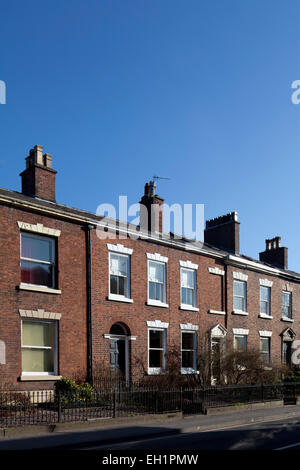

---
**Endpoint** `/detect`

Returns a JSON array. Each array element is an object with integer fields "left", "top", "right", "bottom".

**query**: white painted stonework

[
  {"left": 107, "top": 243, "right": 133, "bottom": 255},
  {"left": 19, "top": 309, "right": 61, "bottom": 320},
  {"left": 17, "top": 221, "right": 61, "bottom": 237}
]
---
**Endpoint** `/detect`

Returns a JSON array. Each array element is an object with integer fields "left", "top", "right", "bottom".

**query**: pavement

[{"left": 1, "top": 404, "right": 300, "bottom": 450}]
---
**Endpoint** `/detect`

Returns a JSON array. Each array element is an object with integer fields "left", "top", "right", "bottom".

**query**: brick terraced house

[{"left": 0, "top": 145, "right": 299, "bottom": 390}]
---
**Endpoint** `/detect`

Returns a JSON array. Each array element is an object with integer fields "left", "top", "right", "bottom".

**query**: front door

[{"left": 109, "top": 338, "right": 126, "bottom": 378}]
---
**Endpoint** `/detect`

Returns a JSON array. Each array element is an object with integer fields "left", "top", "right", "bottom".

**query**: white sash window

[{"left": 109, "top": 253, "right": 130, "bottom": 299}]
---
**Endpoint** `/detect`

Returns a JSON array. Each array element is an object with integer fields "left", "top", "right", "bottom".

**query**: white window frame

[
  {"left": 282, "top": 291, "right": 292, "bottom": 320},
  {"left": 108, "top": 251, "right": 133, "bottom": 303},
  {"left": 148, "top": 328, "right": 167, "bottom": 374},
  {"left": 233, "top": 334, "right": 248, "bottom": 352},
  {"left": 21, "top": 319, "right": 58, "bottom": 377},
  {"left": 147, "top": 260, "right": 168, "bottom": 308},
  {"left": 20, "top": 232, "right": 56, "bottom": 290},
  {"left": 233, "top": 280, "right": 247, "bottom": 314},
  {"left": 260, "top": 336, "right": 271, "bottom": 364},
  {"left": 181, "top": 330, "right": 197, "bottom": 374},
  {"left": 180, "top": 267, "right": 198, "bottom": 311},
  {"left": 259, "top": 286, "right": 272, "bottom": 318}
]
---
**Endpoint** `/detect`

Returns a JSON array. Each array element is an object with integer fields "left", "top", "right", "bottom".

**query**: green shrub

[
  {"left": 78, "top": 382, "right": 94, "bottom": 400},
  {"left": 54, "top": 377, "right": 78, "bottom": 395},
  {"left": 54, "top": 377, "right": 98, "bottom": 408}
]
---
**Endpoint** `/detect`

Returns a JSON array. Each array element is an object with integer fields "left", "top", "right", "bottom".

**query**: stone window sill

[
  {"left": 180, "top": 304, "right": 199, "bottom": 312},
  {"left": 232, "top": 310, "right": 248, "bottom": 316},
  {"left": 259, "top": 313, "right": 273, "bottom": 320},
  {"left": 18, "top": 283, "right": 62, "bottom": 295},
  {"left": 107, "top": 294, "right": 133, "bottom": 304},
  {"left": 147, "top": 368, "right": 164, "bottom": 375},
  {"left": 147, "top": 300, "right": 169, "bottom": 308},
  {"left": 181, "top": 369, "right": 199, "bottom": 375},
  {"left": 20, "top": 375, "right": 62, "bottom": 382},
  {"left": 281, "top": 317, "right": 294, "bottom": 323}
]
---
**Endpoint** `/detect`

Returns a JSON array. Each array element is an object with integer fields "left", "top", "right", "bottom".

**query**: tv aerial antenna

[{"left": 152, "top": 175, "right": 171, "bottom": 182}]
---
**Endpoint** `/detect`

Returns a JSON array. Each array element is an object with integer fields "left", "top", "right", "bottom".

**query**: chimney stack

[
  {"left": 259, "top": 237, "right": 288, "bottom": 270},
  {"left": 204, "top": 211, "right": 240, "bottom": 254},
  {"left": 20, "top": 145, "right": 57, "bottom": 202},
  {"left": 139, "top": 181, "right": 164, "bottom": 235}
]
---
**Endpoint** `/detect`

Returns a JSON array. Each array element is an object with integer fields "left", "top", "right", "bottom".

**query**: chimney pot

[
  {"left": 149, "top": 181, "right": 156, "bottom": 197},
  {"left": 43, "top": 153, "right": 52, "bottom": 168}
]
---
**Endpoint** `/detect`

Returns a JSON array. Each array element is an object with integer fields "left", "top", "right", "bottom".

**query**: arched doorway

[{"left": 109, "top": 323, "right": 130, "bottom": 384}]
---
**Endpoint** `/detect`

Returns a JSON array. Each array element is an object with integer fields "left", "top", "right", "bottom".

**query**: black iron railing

[{"left": 0, "top": 382, "right": 299, "bottom": 428}]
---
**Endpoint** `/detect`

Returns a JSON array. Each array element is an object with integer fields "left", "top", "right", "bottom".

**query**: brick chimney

[
  {"left": 139, "top": 181, "right": 164, "bottom": 235},
  {"left": 259, "top": 237, "right": 288, "bottom": 270},
  {"left": 204, "top": 212, "right": 240, "bottom": 254},
  {"left": 20, "top": 145, "right": 57, "bottom": 202}
]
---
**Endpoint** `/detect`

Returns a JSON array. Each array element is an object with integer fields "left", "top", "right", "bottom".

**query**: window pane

[
  {"left": 235, "top": 335, "right": 247, "bottom": 352},
  {"left": 181, "top": 269, "right": 194, "bottom": 289},
  {"left": 149, "top": 330, "right": 163, "bottom": 349},
  {"left": 261, "top": 338, "right": 270, "bottom": 363},
  {"left": 260, "top": 287, "right": 270, "bottom": 302},
  {"left": 149, "top": 349, "right": 163, "bottom": 368},
  {"left": 234, "top": 296, "right": 244, "bottom": 311},
  {"left": 149, "top": 262, "right": 164, "bottom": 283},
  {"left": 282, "top": 292, "right": 292, "bottom": 318},
  {"left": 182, "top": 332, "right": 194, "bottom": 350},
  {"left": 282, "top": 292, "right": 291, "bottom": 306},
  {"left": 261, "top": 338, "right": 269, "bottom": 353},
  {"left": 149, "top": 281, "right": 163, "bottom": 301},
  {"left": 181, "top": 287, "right": 193, "bottom": 305},
  {"left": 21, "top": 234, "right": 53, "bottom": 262},
  {"left": 234, "top": 281, "right": 246, "bottom": 296},
  {"left": 260, "top": 301, "right": 268, "bottom": 315},
  {"left": 22, "top": 349, "right": 54, "bottom": 373},
  {"left": 21, "top": 260, "right": 53, "bottom": 287},
  {"left": 22, "top": 322, "right": 54, "bottom": 347},
  {"left": 182, "top": 351, "right": 194, "bottom": 368},
  {"left": 110, "top": 275, "right": 126, "bottom": 296},
  {"left": 110, "top": 254, "right": 128, "bottom": 277},
  {"left": 110, "top": 275, "right": 118, "bottom": 294},
  {"left": 233, "top": 281, "right": 246, "bottom": 311}
]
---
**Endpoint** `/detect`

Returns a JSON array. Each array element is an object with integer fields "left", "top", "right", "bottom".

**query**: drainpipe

[
  {"left": 224, "top": 263, "right": 228, "bottom": 330},
  {"left": 85, "top": 224, "right": 94, "bottom": 386}
]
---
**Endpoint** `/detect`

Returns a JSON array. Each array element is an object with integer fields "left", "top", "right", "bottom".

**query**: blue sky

[{"left": 0, "top": 0, "right": 300, "bottom": 270}]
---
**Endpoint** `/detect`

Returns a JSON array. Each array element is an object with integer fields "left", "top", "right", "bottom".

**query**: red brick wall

[
  {"left": 91, "top": 234, "right": 226, "bottom": 382},
  {"left": 1, "top": 201, "right": 300, "bottom": 390},
  {"left": 0, "top": 205, "right": 87, "bottom": 390},
  {"left": 226, "top": 265, "right": 300, "bottom": 366}
]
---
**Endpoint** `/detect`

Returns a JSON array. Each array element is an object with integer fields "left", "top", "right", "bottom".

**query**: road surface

[{"left": 75, "top": 416, "right": 300, "bottom": 451}]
